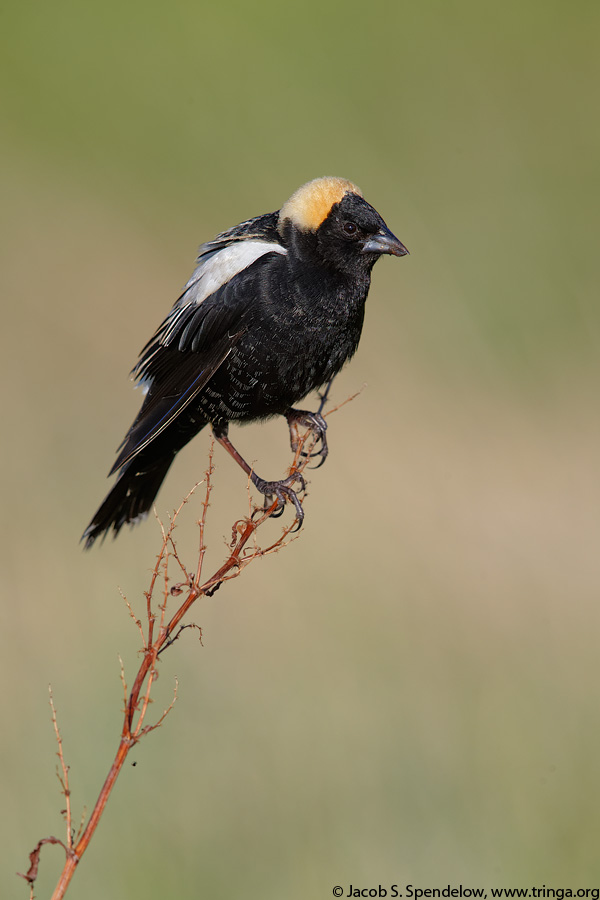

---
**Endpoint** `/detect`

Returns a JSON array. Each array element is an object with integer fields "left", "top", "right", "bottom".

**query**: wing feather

[
  {"left": 110, "top": 334, "right": 239, "bottom": 473},
  {"left": 112, "top": 231, "right": 285, "bottom": 473}
]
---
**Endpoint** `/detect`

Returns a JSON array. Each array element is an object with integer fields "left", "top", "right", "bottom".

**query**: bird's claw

[
  {"left": 286, "top": 409, "right": 329, "bottom": 469},
  {"left": 252, "top": 471, "right": 306, "bottom": 529}
]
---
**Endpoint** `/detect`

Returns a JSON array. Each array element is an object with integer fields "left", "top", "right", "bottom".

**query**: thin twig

[
  {"left": 323, "top": 383, "right": 365, "bottom": 418},
  {"left": 49, "top": 688, "right": 72, "bottom": 849},
  {"left": 120, "top": 589, "right": 146, "bottom": 647},
  {"left": 195, "top": 439, "right": 215, "bottom": 589}
]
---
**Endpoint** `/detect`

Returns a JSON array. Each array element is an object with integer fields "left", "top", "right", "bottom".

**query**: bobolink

[{"left": 83, "top": 177, "right": 408, "bottom": 547}]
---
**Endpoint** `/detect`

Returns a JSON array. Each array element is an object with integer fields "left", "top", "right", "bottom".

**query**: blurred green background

[{"left": 2, "top": 0, "right": 600, "bottom": 896}]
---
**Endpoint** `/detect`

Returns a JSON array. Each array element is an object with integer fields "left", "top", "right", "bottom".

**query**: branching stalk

[{"left": 20, "top": 407, "right": 344, "bottom": 898}]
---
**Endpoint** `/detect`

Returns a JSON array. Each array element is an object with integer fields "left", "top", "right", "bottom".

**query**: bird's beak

[{"left": 361, "top": 226, "right": 409, "bottom": 257}]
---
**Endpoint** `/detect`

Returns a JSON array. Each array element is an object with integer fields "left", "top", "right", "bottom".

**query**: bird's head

[{"left": 278, "top": 176, "right": 408, "bottom": 273}]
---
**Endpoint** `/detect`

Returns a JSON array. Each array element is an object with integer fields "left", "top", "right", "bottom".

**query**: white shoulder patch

[
  {"left": 183, "top": 240, "right": 286, "bottom": 307},
  {"left": 152, "top": 240, "right": 287, "bottom": 351}
]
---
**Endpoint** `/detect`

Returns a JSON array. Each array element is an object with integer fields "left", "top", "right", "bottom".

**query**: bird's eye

[{"left": 342, "top": 221, "right": 358, "bottom": 236}]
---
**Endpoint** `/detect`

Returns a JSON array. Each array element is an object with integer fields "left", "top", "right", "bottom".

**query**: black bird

[{"left": 83, "top": 177, "right": 408, "bottom": 547}]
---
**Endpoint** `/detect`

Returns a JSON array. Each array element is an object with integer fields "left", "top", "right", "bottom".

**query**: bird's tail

[{"left": 82, "top": 452, "right": 176, "bottom": 549}]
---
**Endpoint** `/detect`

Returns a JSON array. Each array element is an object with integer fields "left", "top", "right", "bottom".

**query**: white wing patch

[
  {"left": 159, "top": 240, "right": 287, "bottom": 347},
  {"left": 185, "top": 240, "right": 286, "bottom": 306}
]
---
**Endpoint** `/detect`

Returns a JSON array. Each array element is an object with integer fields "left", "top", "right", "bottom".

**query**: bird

[{"left": 82, "top": 176, "right": 408, "bottom": 548}]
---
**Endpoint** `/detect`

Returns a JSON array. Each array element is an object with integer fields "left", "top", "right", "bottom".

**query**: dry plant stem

[
  {"left": 23, "top": 420, "right": 329, "bottom": 900},
  {"left": 49, "top": 687, "right": 73, "bottom": 848}
]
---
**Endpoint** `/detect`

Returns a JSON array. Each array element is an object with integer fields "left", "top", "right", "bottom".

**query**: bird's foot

[
  {"left": 286, "top": 409, "right": 328, "bottom": 469},
  {"left": 252, "top": 471, "right": 306, "bottom": 528}
]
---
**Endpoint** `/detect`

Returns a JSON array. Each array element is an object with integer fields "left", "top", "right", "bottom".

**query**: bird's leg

[
  {"left": 285, "top": 376, "right": 335, "bottom": 467},
  {"left": 212, "top": 423, "right": 306, "bottom": 525},
  {"left": 317, "top": 377, "right": 335, "bottom": 415},
  {"left": 285, "top": 408, "right": 329, "bottom": 469}
]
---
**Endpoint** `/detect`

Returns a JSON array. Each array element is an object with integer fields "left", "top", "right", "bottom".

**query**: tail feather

[{"left": 82, "top": 454, "right": 175, "bottom": 549}]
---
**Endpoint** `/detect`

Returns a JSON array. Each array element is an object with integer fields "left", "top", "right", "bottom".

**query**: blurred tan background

[{"left": 2, "top": 1, "right": 600, "bottom": 896}]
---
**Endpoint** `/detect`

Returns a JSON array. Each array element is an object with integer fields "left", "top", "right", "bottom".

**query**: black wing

[
  {"left": 110, "top": 225, "right": 286, "bottom": 474},
  {"left": 110, "top": 334, "right": 239, "bottom": 475}
]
